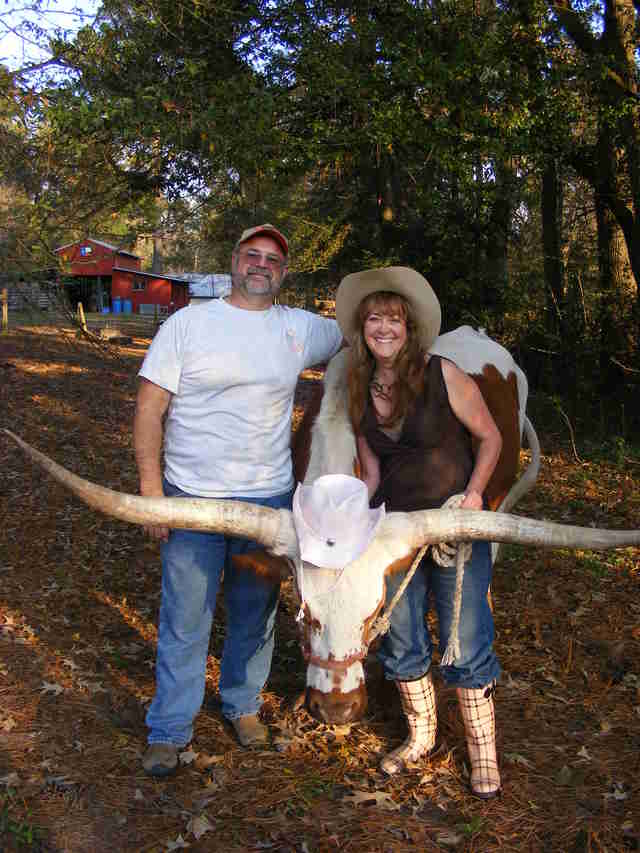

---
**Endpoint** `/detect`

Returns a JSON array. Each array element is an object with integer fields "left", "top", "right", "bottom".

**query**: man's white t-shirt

[{"left": 139, "top": 298, "right": 342, "bottom": 497}]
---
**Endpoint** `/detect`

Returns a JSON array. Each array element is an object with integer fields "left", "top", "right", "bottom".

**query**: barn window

[{"left": 133, "top": 278, "right": 146, "bottom": 291}]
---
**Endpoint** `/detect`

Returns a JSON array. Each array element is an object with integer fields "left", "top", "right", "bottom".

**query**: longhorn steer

[
  {"left": 4, "top": 327, "right": 640, "bottom": 727},
  {"left": 286, "top": 327, "right": 536, "bottom": 722}
]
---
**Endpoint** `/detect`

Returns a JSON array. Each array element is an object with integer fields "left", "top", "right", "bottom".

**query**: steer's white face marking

[
  {"left": 299, "top": 535, "right": 412, "bottom": 695},
  {"left": 307, "top": 660, "right": 365, "bottom": 695}
]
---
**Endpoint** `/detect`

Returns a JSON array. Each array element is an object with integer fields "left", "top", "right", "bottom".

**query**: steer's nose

[{"left": 306, "top": 686, "right": 367, "bottom": 725}]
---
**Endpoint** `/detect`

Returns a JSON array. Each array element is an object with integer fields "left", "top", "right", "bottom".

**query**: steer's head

[
  {"left": 291, "top": 474, "right": 420, "bottom": 725},
  {"left": 296, "top": 554, "right": 382, "bottom": 725},
  {"left": 295, "top": 544, "right": 418, "bottom": 725}
]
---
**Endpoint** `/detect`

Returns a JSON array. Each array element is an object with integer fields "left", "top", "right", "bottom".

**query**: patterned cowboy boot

[
  {"left": 456, "top": 682, "right": 501, "bottom": 798},
  {"left": 380, "top": 671, "right": 437, "bottom": 775}
]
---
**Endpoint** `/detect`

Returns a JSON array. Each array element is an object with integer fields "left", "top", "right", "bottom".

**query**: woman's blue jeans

[
  {"left": 145, "top": 481, "right": 293, "bottom": 747},
  {"left": 377, "top": 540, "right": 501, "bottom": 688}
]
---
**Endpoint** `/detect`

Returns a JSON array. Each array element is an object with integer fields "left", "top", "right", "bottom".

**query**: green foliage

[
  {"left": 584, "top": 435, "right": 640, "bottom": 469},
  {"left": 579, "top": 555, "right": 608, "bottom": 579},
  {"left": 1, "top": 0, "right": 638, "bottom": 431},
  {"left": 0, "top": 789, "right": 42, "bottom": 850},
  {"left": 456, "top": 815, "right": 486, "bottom": 836}
]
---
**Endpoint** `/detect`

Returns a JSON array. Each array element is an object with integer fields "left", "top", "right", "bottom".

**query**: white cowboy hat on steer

[
  {"left": 335, "top": 266, "right": 441, "bottom": 351},
  {"left": 292, "top": 475, "right": 386, "bottom": 570}
]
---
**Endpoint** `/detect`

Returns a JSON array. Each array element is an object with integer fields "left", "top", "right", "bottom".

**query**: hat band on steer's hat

[
  {"left": 292, "top": 474, "right": 385, "bottom": 570},
  {"left": 335, "top": 266, "right": 441, "bottom": 351}
]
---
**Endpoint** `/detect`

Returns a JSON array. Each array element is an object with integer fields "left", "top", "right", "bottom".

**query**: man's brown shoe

[
  {"left": 232, "top": 715, "right": 268, "bottom": 747},
  {"left": 142, "top": 743, "right": 179, "bottom": 777}
]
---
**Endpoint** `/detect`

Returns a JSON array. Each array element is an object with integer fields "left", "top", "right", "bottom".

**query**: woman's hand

[{"left": 461, "top": 489, "right": 483, "bottom": 510}]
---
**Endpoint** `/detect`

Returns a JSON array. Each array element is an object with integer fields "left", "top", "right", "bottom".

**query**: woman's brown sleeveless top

[{"left": 362, "top": 356, "right": 473, "bottom": 512}]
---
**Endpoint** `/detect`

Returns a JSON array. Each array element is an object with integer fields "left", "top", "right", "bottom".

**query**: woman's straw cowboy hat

[
  {"left": 335, "top": 266, "right": 441, "bottom": 351},
  {"left": 292, "top": 474, "right": 385, "bottom": 570}
]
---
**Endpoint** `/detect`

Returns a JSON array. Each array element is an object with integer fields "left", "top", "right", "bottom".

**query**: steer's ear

[{"left": 232, "top": 550, "right": 292, "bottom": 582}]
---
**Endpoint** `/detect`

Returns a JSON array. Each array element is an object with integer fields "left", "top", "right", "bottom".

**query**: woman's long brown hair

[{"left": 347, "top": 292, "right": 426, "bottom": 430}]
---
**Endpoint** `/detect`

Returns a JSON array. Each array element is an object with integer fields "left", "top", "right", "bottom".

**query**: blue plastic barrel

[
  {"left": 112, "top": 297, "right": 122, "bottom": 313},
  {"left": 122, "top": 298, "right": 132, "bottom": 314}
]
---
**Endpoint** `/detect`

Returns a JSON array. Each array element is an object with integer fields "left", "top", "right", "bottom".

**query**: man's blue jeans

[
  {"left": 377, "top": 540, "right": 501, "bottom": 688},
  {"left": 146, "top": 481, "right": 293, "bottom": 747}
]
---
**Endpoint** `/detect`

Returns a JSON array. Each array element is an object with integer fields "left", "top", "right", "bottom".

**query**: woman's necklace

[
  {"left": 369, "top": 377, "right": 395, "bottom": 399},
  {"left": 369, "top": 372, "right": 397, "bottom": 425},
  {"left": 369, "top": 369, "right": 396, "bottom": 400}
]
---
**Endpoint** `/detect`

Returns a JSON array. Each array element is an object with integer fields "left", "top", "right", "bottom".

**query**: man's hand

[
  {"left": 140, "top": 483, "right": 170, "bottom": 542},
  {"left": 144, "top": 522, "right": 170, "bottom": 543}
]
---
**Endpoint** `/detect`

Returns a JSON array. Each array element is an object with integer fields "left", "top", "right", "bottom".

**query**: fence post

[
  {"left": 77, "top": 302, "right": 88, "bottom": 333},
  {"left": 1, "top": 288, "right": 7, "bottom": 332}
]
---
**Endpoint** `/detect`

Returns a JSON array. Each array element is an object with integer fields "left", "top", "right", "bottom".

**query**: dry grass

[{"left": 0, "top": 325, "right": 638, "bottom": 852}]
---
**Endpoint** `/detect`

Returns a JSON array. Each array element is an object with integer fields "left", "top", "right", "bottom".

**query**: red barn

[{"left": 55, "top": 239, "right": 189, "bottom": 315}]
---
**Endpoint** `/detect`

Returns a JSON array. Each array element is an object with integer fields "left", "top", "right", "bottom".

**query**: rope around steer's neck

[
  {"left": 367, "top": 543, "right": 428, "bottom": 642},
  {"left": 368, "top": 493, "right": 473, "bottom": 666}
]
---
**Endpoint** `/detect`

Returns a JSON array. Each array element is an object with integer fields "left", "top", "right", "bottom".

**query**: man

[{"left": 134, "top": 224, "right": 343, "bottom": 777}]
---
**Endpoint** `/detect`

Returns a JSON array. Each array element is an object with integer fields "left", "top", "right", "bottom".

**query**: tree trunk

[
  {"left": 541, "top": 158, "right": 565, "bottom": 336},
  {"left": 555, "top": 0, "right": 640, "bottom": 296},
  {"left": 151, "top": 236, "right": 163, "bottom": 273},
  {"left": 485, "top": 157, "right": 512, "bottom": 301},
  {"left": 595, "top": 181, "right": 627, "bottom": 397}
]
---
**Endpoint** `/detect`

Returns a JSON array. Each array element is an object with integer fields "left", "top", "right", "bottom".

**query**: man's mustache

[{"left": 246, "top": 267, "right": 273, "bottom": 282}]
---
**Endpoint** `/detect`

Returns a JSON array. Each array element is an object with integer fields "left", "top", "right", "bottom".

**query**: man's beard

[{"left": 233, "top": 269, "right": 278, "bottom": 296}]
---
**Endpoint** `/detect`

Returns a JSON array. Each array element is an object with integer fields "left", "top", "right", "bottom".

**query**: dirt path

[{"left": 0, "top": 326, "right": 638, "bottom": 852}]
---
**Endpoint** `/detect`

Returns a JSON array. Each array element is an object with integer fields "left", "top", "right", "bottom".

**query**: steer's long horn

[
  {"left": 396, "top": 508, "right": 640, "bottom": 551},
  {"left": 4, "top": 430, "right": 297, "bottom": 556}
]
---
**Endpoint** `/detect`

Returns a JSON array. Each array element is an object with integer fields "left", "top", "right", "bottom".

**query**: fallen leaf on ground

[
  {"left": 77, "top": 679, "right": 107, "bottom": 693},
  {"left": 504, "top": 673, "right": 531, "bottom": 691},
  {"left": 187, "top": 814, "right": 214, "bottom": 840},
  {"left": 436, "top": 830, "right": 463, "bottom": 846},
  {"left": 194, "top": 752, "right": 225, "bottom": 770},
  {"left": 505, "top": 752, "right": 535, "bottom": 769},
  {"left": 605, "top": 781, "right": 629, "bottom": 801},
  {"left": 165, "top": 835, "right": 190, "bottom": 850},
  {"left": 40, "top": 681, "right": 63, "bottom": 696},
  {"left": 343, "top": 790, "right": 400, "bottom": 810}
]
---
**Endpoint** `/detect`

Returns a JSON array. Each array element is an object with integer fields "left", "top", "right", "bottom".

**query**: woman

[{"left": 335, "top": 266, "right": 503, "bottom": 798}]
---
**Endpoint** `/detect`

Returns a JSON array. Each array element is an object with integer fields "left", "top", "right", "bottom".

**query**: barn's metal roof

[
  {"left": 112, "top": 266, "right": 189, "bottom": 283},
  {"left": 55, "top": 238, "right": 140, "bottom": 258}
]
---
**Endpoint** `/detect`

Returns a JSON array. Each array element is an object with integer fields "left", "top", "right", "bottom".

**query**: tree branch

[{"left": 552, "top": 0, "right": 601, "bottom": 56}]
